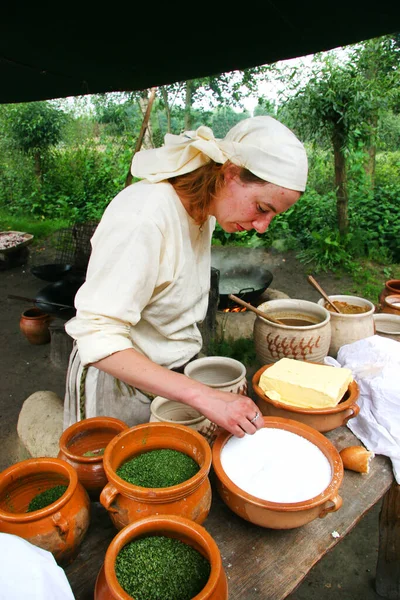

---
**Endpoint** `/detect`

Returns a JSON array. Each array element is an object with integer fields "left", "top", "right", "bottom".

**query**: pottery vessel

[
  {"left": 252, "top": 363, "right": 360, "bottom": 432},
  {"left": 94, "top": 514, "right": 228, "bottom": 599},
  {"left": 317, "top": 295, "right": 375, "bottom": 358},
  {"left": 19, "top": 307, "right": 52, "bottom": 345},
  {"left": 0, "top": 457, "right": 90, "bottom": 564},
  {"left": 184, "top": 356, "right": 248, "bottom": 395},
  {"left": 100, "top": 422, "right": 212, "bottom": 530},
  {"left": 381, "top": 294, "right": 400, "bottom": 317},
  {"left": 58, "top": 417, "right": 129, "bottom": 500},
  {"left": 373, "top": 313, "right": 400, "bottom": 342},
  {"left": 378, "top": 279, "right": 400, "bottom": 307},
  {"left": 212, "top": 416, "right": 343, "bottom": 530},
  {"left": 150, "top": 396, "right": 217, "bottom": 445},
  {"left": 253, "top": 299, "right": 331, "bottom": 364}
]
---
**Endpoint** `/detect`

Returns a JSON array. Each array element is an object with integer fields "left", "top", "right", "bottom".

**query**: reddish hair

[{"left": 168, "top": 161, "right": 268, "bottom": 225}]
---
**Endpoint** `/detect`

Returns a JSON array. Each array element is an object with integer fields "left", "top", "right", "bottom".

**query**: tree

[{"left": 4, "top": 101, "right": 67, "bottom": 185}]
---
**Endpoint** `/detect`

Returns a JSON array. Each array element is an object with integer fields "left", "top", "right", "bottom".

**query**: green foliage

[
  {"left": 0, "top": 210, "right": 68, "bottom": 240},
  {"left": 207, "top": 336, "right": 257, "bottom": 369}
]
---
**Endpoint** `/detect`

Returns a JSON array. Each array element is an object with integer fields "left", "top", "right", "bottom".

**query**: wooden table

[{"left": 65, "top": 426, "right": 395, "bottom": 600}]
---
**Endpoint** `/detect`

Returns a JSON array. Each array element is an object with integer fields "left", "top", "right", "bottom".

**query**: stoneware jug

[{"left": 317, "top": 295, "right": 375, "bottom": 358}]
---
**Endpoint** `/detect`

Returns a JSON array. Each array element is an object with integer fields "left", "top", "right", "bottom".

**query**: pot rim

[
  {"left": 184, "top": 356, "right": 246, "bottom": 387},
  {"left": 252, "top": 364, "right": 359, "bottom": 415},
  {"left": 212, "top": 416, "right": 343, "bottom": 512},
  {"left": 383, "top": 294, "right": 400, "bottom": 307},
  {"left": 59, "top": 416, "right": 128, "bottom": 463},
  {"left": 102, "top": 514, "right": 223, "bottom": 600},
  {"left": 373, "top": 313, "right": 400, "bottom": 334},
  {"left": 20, "top": 307, "right": 50, "bottom": 319},
  {"left": 0, "top": 457, "right": 78, "bottom": 521},
  {"left": 150, "top": 396, "right": 206, "bottom": 426},
  {"left": 103, "top": 422, "right": 212, "bottom": 500},
  {"left": 256, "top": 299, "right": 331, "bottom": 329},
  {"left": 385, "top": 279, "right": 400, "bottom": 293},
  {"left": 317, "top": 295, "right": 375, "bottom": 317}
]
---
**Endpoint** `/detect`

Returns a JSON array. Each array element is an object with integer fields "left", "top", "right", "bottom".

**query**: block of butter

[{"left": 258, "top": 358, "right": 353, "bottom": 409}]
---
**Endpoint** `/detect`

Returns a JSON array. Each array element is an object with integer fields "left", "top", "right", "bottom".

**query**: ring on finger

[{"left": 249, "top": 411, "right": 260, "bottom": 424}]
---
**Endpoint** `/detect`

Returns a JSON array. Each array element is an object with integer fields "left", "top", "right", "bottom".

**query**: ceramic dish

[{"left": 252, "top": 363, "right": 360, "bottom": 433}]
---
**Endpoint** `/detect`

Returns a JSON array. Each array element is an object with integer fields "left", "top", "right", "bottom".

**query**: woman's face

[{"left": 210, "top": 166, "right": 301, "bottom": 234}]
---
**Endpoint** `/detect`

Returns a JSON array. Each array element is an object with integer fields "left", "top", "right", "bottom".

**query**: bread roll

[{"left": 339, "top": 446, "right": 374, "bottom": 474}]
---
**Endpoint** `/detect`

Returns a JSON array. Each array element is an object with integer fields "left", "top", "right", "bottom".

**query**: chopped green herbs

[
  {"left": 116, "top": 449, "right": 199, "bottom": 488},
  {"left": 115, "top": 535, "right": 211, "bottom": 600},
  {"left": 83, "top": 448, "right": 105, "bottom": 457},
  {"left": 27, "top": 485, "right": 68, "bottom": 512}
]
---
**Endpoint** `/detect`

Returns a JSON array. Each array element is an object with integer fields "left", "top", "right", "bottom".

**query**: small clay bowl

[
  {"left": 252, "top": 363, "right": 360, "bottom": 433},
  {"left": 212, "top": 416, "right": 343, "bottom": 529}
]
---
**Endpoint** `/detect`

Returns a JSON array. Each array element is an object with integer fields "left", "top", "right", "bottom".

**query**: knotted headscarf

[{"left": 131, "top": 115, "right": 308, "bottom": 192}]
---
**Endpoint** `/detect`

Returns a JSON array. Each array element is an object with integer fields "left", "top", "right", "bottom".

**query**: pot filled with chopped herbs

[
  {"left": 58, "top": 416, "right": 128, "bottom": 499},
  {"left": 94, "top": 514, "right": 229, "bottom": 600},
  {"left": 100, "top": 422, "right": 212, "bottom": 531},
  {"left": 0, "top": 457, "right": 90, "bottom": 564}
]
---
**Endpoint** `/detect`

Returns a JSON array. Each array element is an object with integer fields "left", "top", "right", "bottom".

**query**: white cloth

[
  {"left": 65, "top": 181, "right": 215, "bottom": 367},
  {"left": 131, "top": 116, "right": 308, "bottom": 191},
  {"left": 325, "top": 335, "right": 400, "bottom": 482},
  {"left": 0, "top": 533, "right": 75, "bottom": 599}
]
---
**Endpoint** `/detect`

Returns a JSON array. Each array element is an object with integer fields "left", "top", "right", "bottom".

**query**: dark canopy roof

[{"left": 2, "top": 2, "right": 400, "bottom": 104}]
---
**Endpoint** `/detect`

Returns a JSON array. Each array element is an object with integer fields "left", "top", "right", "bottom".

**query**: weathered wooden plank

[
  {"left": 64, "top": 427, "right": 393, "bottom": 600},
  {"left": 376, "top": 481, "right": 400, "bottom": 599}
]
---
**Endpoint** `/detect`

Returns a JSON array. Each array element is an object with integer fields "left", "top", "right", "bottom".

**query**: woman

[{"left": 64, "top": 116, "right": 308, "bottom": 437}]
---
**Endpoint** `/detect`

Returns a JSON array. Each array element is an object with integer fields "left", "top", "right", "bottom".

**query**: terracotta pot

[
  {"left": 373, "top": 313, "right": 400, "bottom": 342},
  {"left": 317, "top": 295, "right": 375, "bottom": 358},
  {"left": 58, "top": 417, "right": 129, "bottom": 500},
  {"left": 381, "top": 294, "right": 400, "bottom": 317},
  {"left": 184, "top": 356, "right": 248, "bottom": 395},
  {"left": 0, "top": 457, "right": 90, "bottom": 564},
  {"left": 252, "top": 363, "right": 360, "bottom": 432},
  {"left": 19, "top": 307, "right": 52, "bottom": 345},
  {"left": 212, "top": 416, "right": 343, "bottom": 529},
  {"left": 253, "top": 299, "right": 331, "bottom": 364},
  {"left": 150, "top": 396, "right": 218, "bottom": 445},
  {"left": 378, "top": 279, "right": 400, "bottom": 306},
  {"left": 100, "top": 422, "right": 212, "bottom": 530},
  {"left": 94, "top": 514, "right": 228, "bottom": 600}
]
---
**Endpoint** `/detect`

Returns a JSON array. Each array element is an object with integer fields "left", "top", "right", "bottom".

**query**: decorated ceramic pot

[
  {"left": 253, "top": 299, "right": 331, "bottom": 364},
  {"left": 184, "top": 356, "right": 248, "bottom": 396}
]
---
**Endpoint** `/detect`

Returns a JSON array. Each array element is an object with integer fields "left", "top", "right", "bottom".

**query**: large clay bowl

[
  {"left": 212, "top": 416, "right": 343, "bottom": 530},
  {"left": 94, "top": 515, "right": 228, "bottom": 599},
  {"left": 252, "top": 363, "right": 359, "bottom": 433}
]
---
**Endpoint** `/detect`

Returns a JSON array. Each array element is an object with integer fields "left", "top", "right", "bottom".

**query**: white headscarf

[{"left": 131, "top": 116, "right": 308, "bottom": 192}]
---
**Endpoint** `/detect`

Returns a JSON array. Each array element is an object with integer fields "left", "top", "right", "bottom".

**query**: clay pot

[
  {"left": 19, "top": 307, "right": 52, "bottom": 345},
  {"left": 253, "top": 299, "right": 331, "bottom": 364},
  {"left": 373, "top": 313, "right": 400, "bottom": 342},
  {"left": 150, "top": 396, "right": 218, "bottom": 445},
  {"left": 381, "top": 294, "right": 400, "bottom": 317},
  {"left": 100, "top": 422, "right": 212, "bottom": 530},
  {"left": 94, "top": 515, "right": 228, "bottom": 600},
  {"left": 317, "top": 295, "right": 375, "bottom": 358},
  {"left": 0, "top": 457, "right": 90, "bottom": 564},
  {"left": 58, "top": 417, "right": 129, "bottom": 500},
  {"left": 252, "top": 363, "right": 360, "bottom": 432},
  {"left": 212, "top": 416, "right": 343, "bottom": 529},
  {"left": 378, "top": 279, "right": 400, "bottom": 306},
  {"left": 184, "top": 356, "right": 248, "bottom": 395}
]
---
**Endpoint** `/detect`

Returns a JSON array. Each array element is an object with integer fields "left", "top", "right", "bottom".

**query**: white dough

[{"left": 220, "top": 428, "right": 332, "bottom": 503}]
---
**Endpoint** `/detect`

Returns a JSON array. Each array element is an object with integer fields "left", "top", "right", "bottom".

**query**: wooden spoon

[
  {"left": 307, "top": 275, "right": 341, "bottom": 314},
  {"left": 228, "top": 294, "right": 285, "bottom": 325}
]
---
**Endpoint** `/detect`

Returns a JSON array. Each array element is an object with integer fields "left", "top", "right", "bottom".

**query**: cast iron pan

[
  {"left": 36, "top": 276, "right": 85, "bottom": 319},
  {"left": 30, "top": 263, "right": 74, "bottom": 282},
  {"left": 218, "top": 265, "right": 273, "bottom": 308}
]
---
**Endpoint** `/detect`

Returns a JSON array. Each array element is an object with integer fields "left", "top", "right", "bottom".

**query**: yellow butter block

[{"left": 258, "top": 358, "right": 353, "bottom": 409}]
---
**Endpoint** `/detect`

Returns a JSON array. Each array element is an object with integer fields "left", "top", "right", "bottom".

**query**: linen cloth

[
  {"left": 131, "top": 116, "right": 308, "bottom": 191},
  {"left": 0, "top": 533, "right": 75, "bottom": 599},
  {"left": 325, "top": 335, "right": 400, "bottom": 483}
]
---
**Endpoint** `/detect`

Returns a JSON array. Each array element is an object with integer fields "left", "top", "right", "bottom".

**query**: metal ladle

[
  {"left": 307, "top": 275, "right": 342, "bottom": 314},
  {"left": 228, "top": 294, "right": 285, "bottom": 325}
]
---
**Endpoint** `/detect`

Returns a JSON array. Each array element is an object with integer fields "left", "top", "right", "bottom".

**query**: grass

[{"left": 0, "top": 210, "right": 69, "bottom": 244}]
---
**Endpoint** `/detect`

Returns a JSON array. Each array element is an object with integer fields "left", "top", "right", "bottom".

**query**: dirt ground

[{"left": 0, "top": 245, "right": 386, "bottom": 600}]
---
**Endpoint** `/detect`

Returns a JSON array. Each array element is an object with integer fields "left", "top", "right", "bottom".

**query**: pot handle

[
  {"left": 343, "top": 404, "right": 360, "bottom": 425},
  {"left": 52, "top": 511, "right": 69, "bottom": 537},
  {"left": 100, "top": 483, "right": 119, "bottom": 513},
  {"left": 319, "top": 494, "right": 343, "bottom": 518}
]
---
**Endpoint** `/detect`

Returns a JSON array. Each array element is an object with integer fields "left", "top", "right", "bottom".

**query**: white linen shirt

[{"left": 65, "top": 180, "right": 215, "bottom": 368}]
